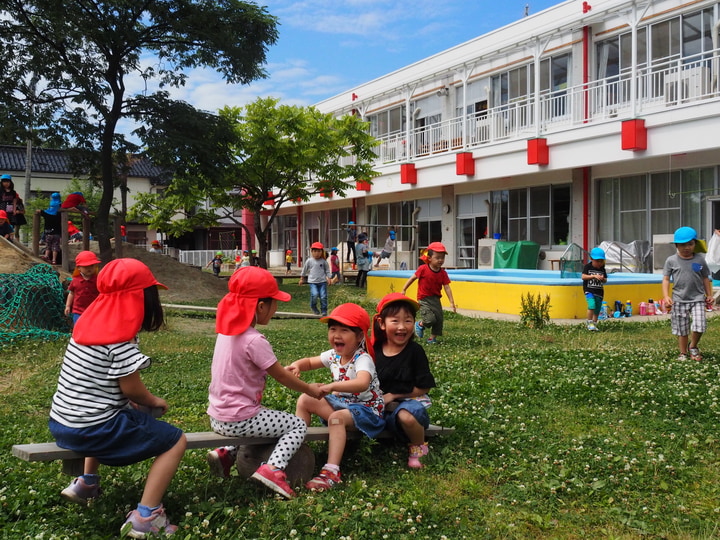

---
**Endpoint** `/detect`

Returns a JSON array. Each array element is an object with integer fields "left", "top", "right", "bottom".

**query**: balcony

[{"left": 372, "top": 50, "right": 720, "bottom": 166}]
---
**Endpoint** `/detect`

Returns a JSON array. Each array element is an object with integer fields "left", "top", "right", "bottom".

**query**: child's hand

[
  {"left": 306, "top": 382, "right": 328, "bottom": 400},
  {"left": 663, "top": 296, "right": 673, "bottom": 308},
  {"left": 286, "top": 364, "right": 301, "bottom": 378},
  {"left": 383, "top": 392, "right": 397, "bottom": 403},
  {"left": 319, "top": 383, "right": 334, "bottom": 395}
]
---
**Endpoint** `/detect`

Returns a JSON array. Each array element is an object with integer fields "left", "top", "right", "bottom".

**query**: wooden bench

[
  {"left": 12, "top": 424, "right": 454, "bottom": 485},
  {"left": 342, "top": 270, "right": 358, "bottom": 283}
]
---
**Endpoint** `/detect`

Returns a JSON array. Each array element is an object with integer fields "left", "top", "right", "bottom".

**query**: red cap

[
  {"left": 73, "top": 259, "right": 167, "bottom": 345},
  {"left": 216, "top": 266, "right": 291, "bottom": 335},
  {"left": 376, "top": 292, "right": 419, "bottom": 314},
  {"left": 0, "top": 210, "right": 7, "bottom": 220},
  {"left": 75, "top": 251, "right": 101, "bottom": 267},
  {"left": 286, "top": 249, "right": 292, "bottom": 254},
  {"left": 311, "top": 242, "right": 324, "bottom": 250},
  {"left": 320, "top": 303, "right": 370, "bottom": 335},
  {"left": 61, "top": 192, "right": 87, "bottom": 209},
  {"left": 427, "top": 242, "right": 447, "bottom": 253}
]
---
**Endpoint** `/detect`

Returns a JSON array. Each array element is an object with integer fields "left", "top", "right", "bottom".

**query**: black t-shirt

[
  {"left": 40, "top": 210, "right": 62, "bottom": 235},
  {"left": 375, "top": 340, "right": 436, "bottom": 395},
  {"left": 582, "top": 262, "right": 607, "bottom": 296}
]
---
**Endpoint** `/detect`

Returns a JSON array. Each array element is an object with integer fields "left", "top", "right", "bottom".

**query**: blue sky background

[{"left": 134, "top": 0, "right": 561, "bottom": 114}]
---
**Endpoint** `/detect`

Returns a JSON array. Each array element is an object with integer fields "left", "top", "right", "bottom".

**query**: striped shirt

[{"left": 50, "top": 338, "right": 151, "bottom": 428}]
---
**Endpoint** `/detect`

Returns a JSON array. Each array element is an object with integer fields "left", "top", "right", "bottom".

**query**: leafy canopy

[{"left": 0, "top": 0, "right": 278, "bottom": 261}]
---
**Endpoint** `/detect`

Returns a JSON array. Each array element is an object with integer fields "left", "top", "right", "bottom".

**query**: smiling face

[
  {"left": 379, "top": 305, "right": 415, "bottom": 349},
  {"left": 675, "top": 240, "right": 695, "bottom": 260},
  {"left": 327, "top": 323, "right": 363, "bottom": 360}
]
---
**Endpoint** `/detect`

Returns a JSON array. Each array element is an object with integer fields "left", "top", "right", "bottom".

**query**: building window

[
  {"left": 368, "top": 105, "right": 406, "bottom": 138},
  {"left": 495, "top": 185, "right": 571, "bottom": 246},
  {"left": 596, "top": 168, "right": 713, "bottom": 244}
]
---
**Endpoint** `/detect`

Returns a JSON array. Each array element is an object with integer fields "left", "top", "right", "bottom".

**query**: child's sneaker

[
  {"left": 250, "top": 463, "right": 295, "bottom": 499},
  {"left": 207, "top": 447, "right": 233, "bottom": 478},
  {"left": 586, "top": 321, "right": 598, "bottom": 331},
  {"left": 121, "top": 505, "right": 177, "bottom": 538},
  {"left": 689, "top": 347, "right": 702, "bottom": 361},
  {"left": 677, "top": 353, "right": 688, "bottom": 361},
  {"left": 60, "top": 476, "right": 100, "bottom": 505},
  {"left": 407, "top": 443, "right": 429, "bottom": 469},
  {"left": 305, "top": 468, "right": 342, "bottom": 491},
  {"left": 414, "top": 321, "right": 424, "bottom": 338},
  {"left": 426, "top": 337, "right": 438, "bottom": 344}
]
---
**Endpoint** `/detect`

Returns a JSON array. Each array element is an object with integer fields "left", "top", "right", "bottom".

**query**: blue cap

[
  {"left": 590, "top": 247, "right": 606, "bottom": 260},
  {"left": 1, "top": 174, "right": 11, "bottom": 180},
  {"left": 389, "top": 231, "right": 396, "bottom": 240},
  {"left": 348, "top": 221, "right": 355, "bottom": 225},
  {"left": 673, "top": 226, "right": 697, "bottom": 244}
]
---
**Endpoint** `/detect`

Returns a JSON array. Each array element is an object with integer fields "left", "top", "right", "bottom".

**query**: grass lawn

[{"left": 2, "top": 283, "right": 720, "bottom": 539}]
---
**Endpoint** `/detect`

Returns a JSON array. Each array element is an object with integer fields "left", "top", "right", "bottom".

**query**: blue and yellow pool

[{"left": 367, "top": 269, "right": 664, "bottom": 319}]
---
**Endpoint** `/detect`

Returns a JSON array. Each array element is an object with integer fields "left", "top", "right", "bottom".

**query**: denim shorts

[
  {"left": 384, "top": 398, "right": 431, "bottom": 442},
  {"left": 49, "top": 408, "right": 183, "bottom": 466},
  {"left": 324, "top": 394, "right": 386, "bottom": 438}
]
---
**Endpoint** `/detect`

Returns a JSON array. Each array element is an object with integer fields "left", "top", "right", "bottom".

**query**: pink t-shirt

[{"left": 207, "top": 328, "right": 278, "bottom": 422}]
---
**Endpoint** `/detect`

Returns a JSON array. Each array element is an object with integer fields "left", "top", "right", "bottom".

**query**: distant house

[{"left": 0, "top": 144, "right": 168, "bottom": 246}]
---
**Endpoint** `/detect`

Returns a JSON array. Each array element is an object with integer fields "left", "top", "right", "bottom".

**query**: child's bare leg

[
  {"left": 83, "top": 457, "right": 100, "bottom": 475},
  {"left": 326, "top": 409, "right": 354, "bottom": 466},
  {"left": 396, "top": 410, "right": 425, "bottom": 445},
  {"left": 689, "top": 331, "right": 703, "bottom": 349},
  {"left": 296, "top": 394, "right": 334, "bottom": 426},
  {"left": 678, "top": 335, "right": 689, "bottom": 354},
  {"left": 139, "top": 434, "right": 186, "bottom": 508}
]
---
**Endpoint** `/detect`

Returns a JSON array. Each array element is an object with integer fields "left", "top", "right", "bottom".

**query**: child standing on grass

[
  {"left": 300, "top": 241, "right": 331, "bottom": 316},
  {"left": 401, "top": 242, "right": 456, "bottom": 344},
  {"left": 207, "top": 266, "right": 326, "bottom": 499},
  {"left": 372, "top": 293, "right": 436, "bottom": 469},
  {"left": 206, "top": 252, "right": 224, "bottom": 278},
  {"left": 49, "top": 258, "right": 186, "bottom": 539},
  {"left": 329, "top": 246, "right": 341, "bottom": 284},
  {"left": 285, "top": 249, "right": 294, "bottom": 275},
  {"left": 662, "top": 226, "right": 713, "bottom": 361},
  {"left": 65, "top": 251, "right": 101, "bottom": 325},
  {"left": 288, "top": 303, "right": 385, "bottom": 491},
  {"left": 581, "top": 247, "right": 608, "bottom": 332}
]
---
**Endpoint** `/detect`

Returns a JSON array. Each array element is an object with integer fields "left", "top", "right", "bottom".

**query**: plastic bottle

[
  {"left": 614, "top": 300, "right": 622, "bottom": 313},
  {"left": 599, "top": 301, "right": 608, "bottom": 320},
  {"left": 639, "top": 302, "right": 647, "bottom": 316},
  {"left": 647, "top": 299, "right": 655, "bottom": 316},
  {"left": 624, "top": 300, "right": 632, "bottom": 317}
]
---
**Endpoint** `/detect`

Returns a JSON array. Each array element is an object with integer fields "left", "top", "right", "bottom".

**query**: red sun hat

[
  {"left": 427, "top": 241, "right": 447, "bottom": 253},
  {"left": 216, "top": 266, "right": 291, "bottom": 335},
  {"left": 61, "top": 192, "right": 87, "bottom": 209},
  {"left": 376, "top": 292, "right": 419, "bottom": 315},
  {"left": 320, "top": 303, "right": 370, "bottom": 336},
  {"left": 0, "top": 210, "right": 7, "bottom": 220},
  {"left": 73, "top": 258, "right": 167, "bottom": 346},
  {"left": 75, "top": 250, "right": 101, "bottom": 267},
  {"left": 310, "top": 242, "right": 324, "bottom": 250}
]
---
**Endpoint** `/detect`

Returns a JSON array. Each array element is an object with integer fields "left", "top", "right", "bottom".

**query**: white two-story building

[{"left": 271, "top": 0, "right": 720, "bottom": 271}]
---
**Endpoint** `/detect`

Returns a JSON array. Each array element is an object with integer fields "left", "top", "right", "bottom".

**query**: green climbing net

[{"left": 0, "top": 264, "right": 71, "bottom": 343}]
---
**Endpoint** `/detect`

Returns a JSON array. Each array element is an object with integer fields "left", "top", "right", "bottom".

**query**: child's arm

[
  {"left": 401, "top": 275, "right": 417, "bottom": 295},
  {"left": 383, "top": 386, "right": 432, "bottom": 404},
  {"left": 64, "top": 290, "right": 75, "bottom": 316},
  {"left": 661, "top": 275, "right": 673, "bottom": 306},
  {"left": 267, "top": 362, "right": 326, "bottom": 399},
  {"left": 704, "top": 276, "right": 713, "bottom": 300},
  {"left": 287, "top": 356, "right": 323, "bottom": 377},
  {"left": 118, "top": 372, "right": 168, "bottom": 415},
  {"left": 443, "top": 283, "right": 457, "bottom": 312},
  {"left": 321, "top": 370, "right": 371, "bottom": 395}
]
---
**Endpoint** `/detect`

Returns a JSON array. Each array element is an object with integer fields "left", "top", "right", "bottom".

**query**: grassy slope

[{"left": 2, "top": 283, "right": 720, "bottom": 539}]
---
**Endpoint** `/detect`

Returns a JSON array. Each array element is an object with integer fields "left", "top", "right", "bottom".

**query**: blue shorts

[
  {"left": 384, "top": 398, "right": 431, "bottom": 442},
  {"left": 324, "top": 394, "right": 386, "bottom": 438},
  {"left": 49, "top": 408, "right": 183, "bottom": 466}
]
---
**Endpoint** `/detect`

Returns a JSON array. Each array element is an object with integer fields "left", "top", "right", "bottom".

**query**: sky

[{"left": 152, "top": 0, "right": 562, "bottom": 113}]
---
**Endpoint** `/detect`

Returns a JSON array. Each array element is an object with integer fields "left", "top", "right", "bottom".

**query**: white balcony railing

[{"left": 372, "top": 49, "right": 719, "bottom": 165}]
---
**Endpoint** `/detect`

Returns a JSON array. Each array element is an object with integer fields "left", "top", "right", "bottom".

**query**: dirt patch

[{"left": 0, "top": 239, "right": 229, "bottom": 305}]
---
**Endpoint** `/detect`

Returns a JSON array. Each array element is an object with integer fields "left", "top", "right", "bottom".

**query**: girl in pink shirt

[{"left": 206, "top": 266, "right": 325, "bottom": 499}]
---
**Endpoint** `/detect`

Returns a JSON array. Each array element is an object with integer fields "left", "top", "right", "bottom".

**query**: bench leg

[
  {"left": 62, "top": 458, "right": 85, "bottom": 477},
  {"left": 235, "top": 443, "right": 315, "bottom": 487}
]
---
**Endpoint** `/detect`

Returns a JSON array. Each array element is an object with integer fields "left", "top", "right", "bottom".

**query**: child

[
  {"left": 299, "top": 241, "right": 331, "bottom": 316},
  {"left": 374, "top": 229, "right": 396, "bottom": 268},
  {"left": 662, "top": 226, "right": 713, "bottom": 361},
  {"left": 329, "top": 247, "right": 341, "bottom": 284},
  {"left": 207, "top": 266, "right": 325, "bottom": 499},
  {"left": 149, "top": 240, "right": 163, "bottom": 254},
  {"left": 285, "top": 249, "right": 294, "bottom": 275},
  {"left": 401, "top": 241, "right": 456, "bottom": 344},
  {"left": 0, "top": 174, "right": 20, "bottom": 226},
  {"left": 372, "top": 293, "right": 436, "bottom": 469},
  {"left": 355, "top": 233, "right": 372, "bottom": 288},
  {"left": 61, "top": 191, "right": 91, "bottom": 217},
  {"left": 240, "top": 250, "right": 251, "bottom": 267},
  {"left": 65, "top": 251, "right": 101, "bottom": 325},
  {"left": 67, "top": 220, "right": 83, "bottom": 242},
  {"left": 48, "top": 258, "right": 186, "bottom": 538},
  {"left": 0, "top": 209, "right": 14, "bottom": 241},
  {"left": 288, "top": 303, "right": 385, "bottom": 491},
  {"left": 37, "top": 193, "right": 62, "bottom": 263},
  {"left": 581, "top": 247, "right": 608, "bottom": 331},
  {"left": 206, "top": 252, "right": 224, "bottom": 277},
  {"left": 345, "top": 221, "right": 357, "bottom": 264}
]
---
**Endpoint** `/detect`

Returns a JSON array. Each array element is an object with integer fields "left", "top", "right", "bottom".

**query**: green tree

[
  {"left": 0, "top": 0, "right": 278, "bottom": 262},
  {"left": 130, "top": 97, "right": 379, "bottom": 267}
]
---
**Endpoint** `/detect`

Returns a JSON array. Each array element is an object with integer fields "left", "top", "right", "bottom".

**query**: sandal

[{"left": 689, "top": 347, "right": 702, "bottom": 361}]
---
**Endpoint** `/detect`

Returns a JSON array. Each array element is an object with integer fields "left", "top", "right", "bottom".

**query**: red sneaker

[
  {"left": 305, "top": 468, "right": 342, "bottom": 491},
  {"left": 251, "top": 464, "right": 295, "bottom": 499},
  {"left": 407, "top": 443, "right": 429, "bottom": 469}
]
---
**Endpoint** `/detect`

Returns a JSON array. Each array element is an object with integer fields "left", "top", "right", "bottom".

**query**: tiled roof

[{"left": 0, "top": 145, "right": 168, "bottom": 184}]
